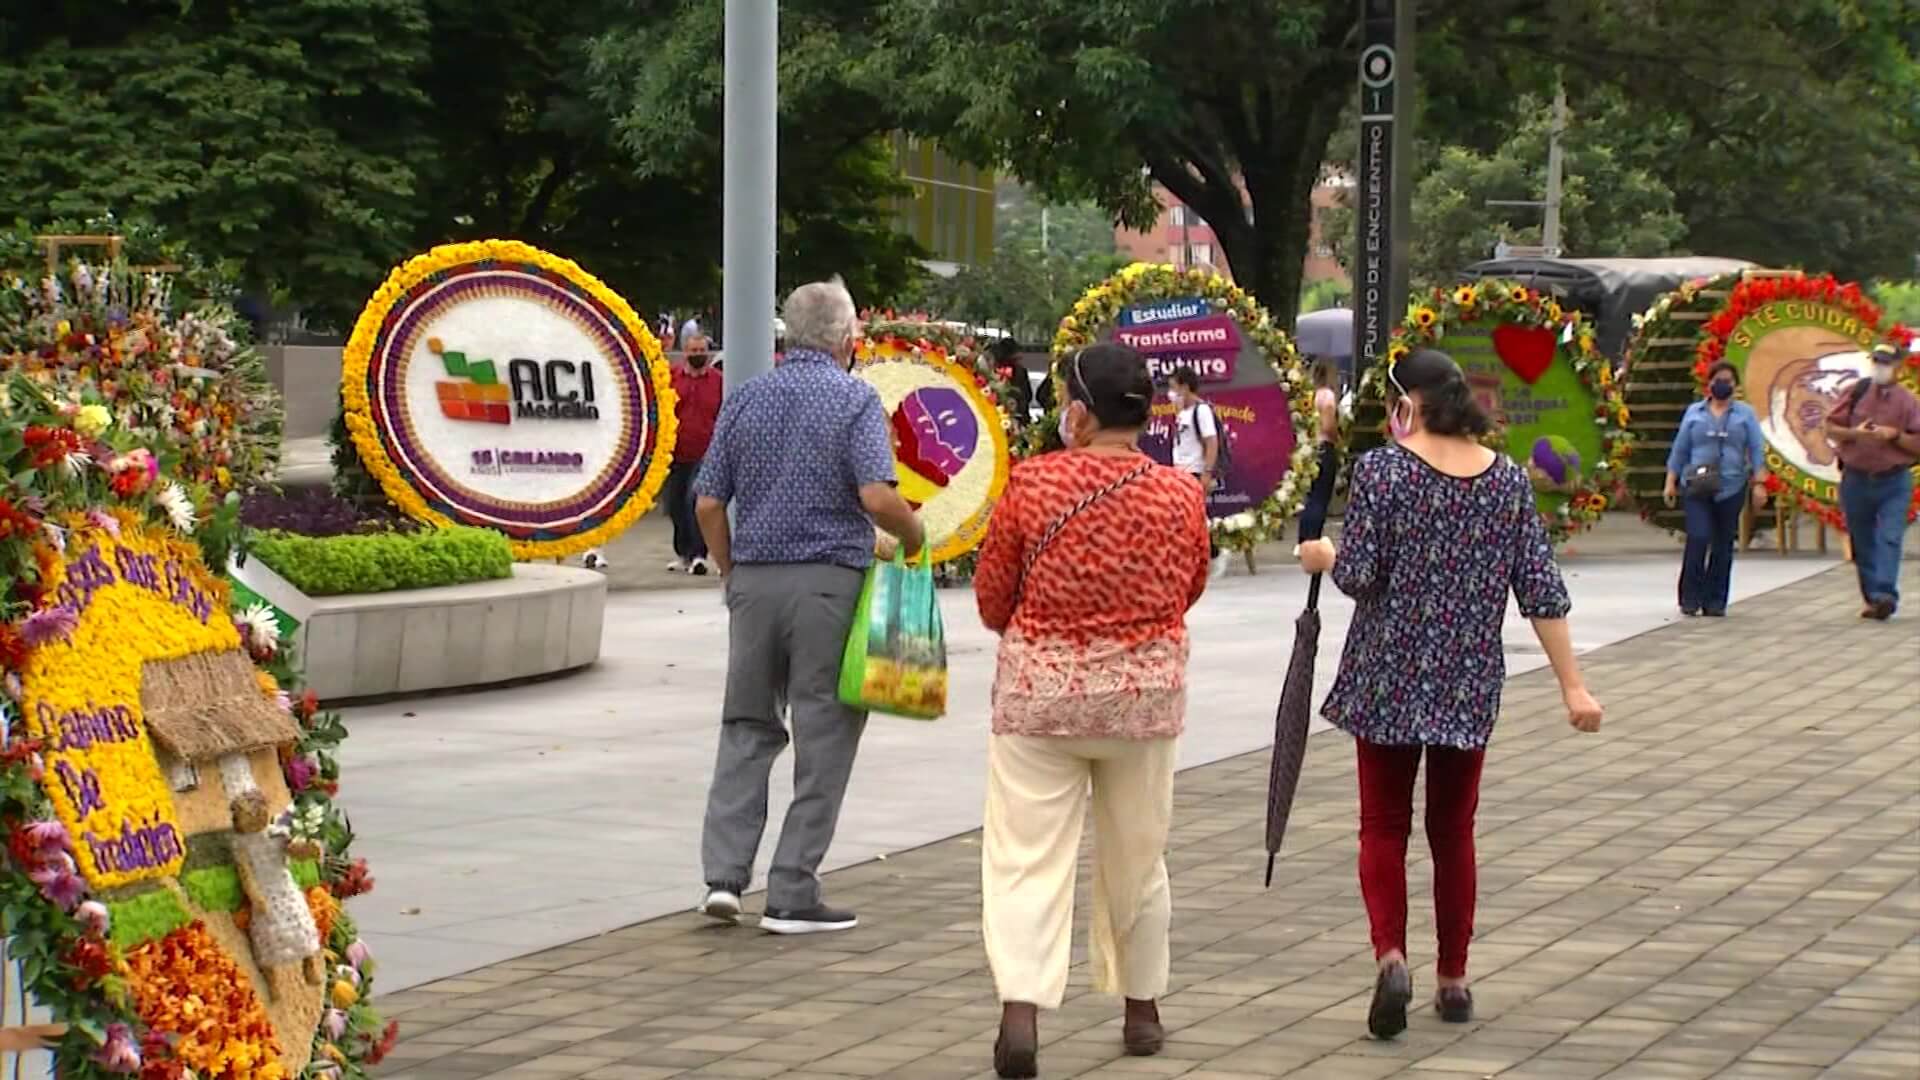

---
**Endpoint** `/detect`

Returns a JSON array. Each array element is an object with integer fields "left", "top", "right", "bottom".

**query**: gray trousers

[{"left": 701, "top": 562, "right": 868, "bottom": 910}]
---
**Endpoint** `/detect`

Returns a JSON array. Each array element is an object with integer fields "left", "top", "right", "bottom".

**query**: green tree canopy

[
  {"left": 1326, "top": 91, "right": 1688, "bottom": 289},
  {"left": 876, "top": 0, "right": 1920, "bottom": 325},
  {"left": 0, "top": 0, "right": 435, "bottom": 325}
]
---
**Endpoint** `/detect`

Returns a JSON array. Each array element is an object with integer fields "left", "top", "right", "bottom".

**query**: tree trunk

[{"left": 1228, "top": 81, "right": 1345, "bottom": 332}]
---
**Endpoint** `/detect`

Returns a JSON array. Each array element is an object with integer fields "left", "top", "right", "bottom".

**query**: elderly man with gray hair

[{"left": 692, "top": 277, "right": 924, "bottom": 934}]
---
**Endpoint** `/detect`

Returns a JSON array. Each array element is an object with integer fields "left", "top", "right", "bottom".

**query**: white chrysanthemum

[
  {"left": 59, "top": 449, "right": 92, "bottom": 480},
  {"left": 238, "top": 604, "right": 281, "bottom": 656},
  {"left": 157, "top": 481, "right": 197, "bottom": 532}
]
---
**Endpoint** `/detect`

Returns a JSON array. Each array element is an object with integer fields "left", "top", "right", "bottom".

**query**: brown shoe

[
  {"left": 1122, "top": 998, "right": 1164, "bottom": 1057},
  {"left": 1867, "top": 599, "right": 1896, "bottom": 621},
  {"left": 993, "top": 1003, "right": 1037, "bottom": 1079}
]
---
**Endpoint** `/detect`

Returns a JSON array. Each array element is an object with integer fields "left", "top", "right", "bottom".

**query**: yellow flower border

[
  {"left": 22, "top": 513, "right": 238, "bottom": 888},
  {"left": 1048, "top": 263, "right": 1320, "bottom": 550},
  {"left": 340, "top": 239, "right": 677, "bottom": 561},
  {"left": 853, "top": 336, "right": 1012, "bottom": 564}
]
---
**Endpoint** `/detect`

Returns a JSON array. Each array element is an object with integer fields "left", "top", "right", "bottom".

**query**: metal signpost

[
  {"left": 1353, "top": 0, "right": 1414, "bottom": 380},
  {"left": 723, "top": 1, "right": 777, "bottom": 395}
]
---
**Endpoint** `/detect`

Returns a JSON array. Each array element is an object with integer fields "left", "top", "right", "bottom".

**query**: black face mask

[{"left": 688, "top": 354, "right": 709, "bottom": 369}]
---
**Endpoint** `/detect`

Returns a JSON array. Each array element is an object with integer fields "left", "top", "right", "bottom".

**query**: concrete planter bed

[{"left": 229, "top": 557, "right": 606, "bottom": 703}]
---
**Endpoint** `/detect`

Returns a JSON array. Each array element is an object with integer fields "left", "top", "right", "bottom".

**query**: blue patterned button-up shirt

[{"left": 694, "top": 348, "right": 897, "bottom": 569}]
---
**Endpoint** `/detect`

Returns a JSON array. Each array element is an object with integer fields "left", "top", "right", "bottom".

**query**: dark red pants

[{"left": 1355, "top": 738, "right": 1486, "bottom": 979}]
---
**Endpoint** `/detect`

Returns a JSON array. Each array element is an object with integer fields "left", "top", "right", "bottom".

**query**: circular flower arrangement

[
  {"left": 1, "top": 256, "right": 283, "bottom": 502},
  {"left": 340, "top": 239, "right": 676, "bottom": 560},
  {"left": 851, "top": 334, "right": 1012, "bottom": 564},
  {"left": 1043, "top": 263, "right": 1319, "bottom": 551},
  {"left": 1353, "top": 279, "right": 1634, "bottom": 544},
  {"left": 0, "top": 376, "right": 388, "bottom": 1080},
  {"left": 1682, "top": 273, "right": 1918, "bottom": 529}
]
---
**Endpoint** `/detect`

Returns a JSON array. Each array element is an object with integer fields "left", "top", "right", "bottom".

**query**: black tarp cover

[{"left": 1458, "top": 256, "right": 1756, "bottom": 361}]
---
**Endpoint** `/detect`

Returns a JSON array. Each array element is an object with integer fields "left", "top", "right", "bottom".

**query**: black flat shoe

[
  {"left": 1122, "top": 999, "right": 1163, "bottom": 1056},
  {"left": 1436, "top": 985, "right": 1474, "bottom": 1023},
  {"left": 994, "top": 1006, "right": 1038, "bottom": 1079},
  {"left": 1368, "top": 962, "right": 1413, "bottom": 1039}
]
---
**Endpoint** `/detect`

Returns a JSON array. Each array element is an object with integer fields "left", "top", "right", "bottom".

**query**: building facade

[
  {"left": 1115, "top": 181, "right": 1349, "bottom": 288},
  {"left": 887, "top": 134, "right": 995, "bottom": 275}
]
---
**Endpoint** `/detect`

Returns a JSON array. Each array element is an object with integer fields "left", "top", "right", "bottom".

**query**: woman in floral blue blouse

[{"left": 1298, "top": 348, "right": 1605, "bottom": 1040}]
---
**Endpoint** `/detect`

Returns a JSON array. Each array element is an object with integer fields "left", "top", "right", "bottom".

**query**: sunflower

[
  {"left": 1451, "top": 284, "right": 1479, "bottom": 307},
  {"left": 1412, "top": 307, "right": 1438, "bottom": 331},
  {"left": 1387, "top": 342, "right": 1411, "bottom": 364}
]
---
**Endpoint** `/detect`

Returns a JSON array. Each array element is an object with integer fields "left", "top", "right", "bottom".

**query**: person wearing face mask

[
  {"left": 973, "top": 344, "right": 1211, "bottom": 1077},
  {"left": 691, "top": 278, "right": 924, "bottom": 935},
  {"left": 1297, "top": 348, "right": 1603, "bottom": 1040},
  {"left": 1825, "top": 342, "right": 1920, "bottom": 620},
  {"left": 1166, "top": 368, "right": 1230, "bottom": 580},
  {"left": 1663, "top": 362, "right": 1770, "bottom": 617},
  {"left": 663, "top": 337, "right": 724, "bottom": 574}
]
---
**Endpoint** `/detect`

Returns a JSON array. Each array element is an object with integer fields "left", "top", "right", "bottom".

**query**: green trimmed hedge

[{"left": 246, "top": 526, "right": 513, "bottom": 596}]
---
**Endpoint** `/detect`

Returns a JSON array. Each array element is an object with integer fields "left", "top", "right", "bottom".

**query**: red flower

[
  {"left": 363, "top": 1020, "right": 401, "bottom": 1066},
  {"left": 332, "top": 858, "right": 376, "bottom": 899},
  {"left": 0, "top": 624, "right": 28, "bottom": 672},
  {"left": 0, "top": 498, "right": 39, "bottom": 541},
  {"left": 21, "top": 426, "right": 85, "bottom": 470},
  {"left": 66, "top": 937, "right": 112, "bottom": 989}
]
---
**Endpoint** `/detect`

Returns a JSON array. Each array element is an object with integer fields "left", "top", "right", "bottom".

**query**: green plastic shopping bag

[{"left": 837, "top": 547, "right": 948, "bottom": 719}]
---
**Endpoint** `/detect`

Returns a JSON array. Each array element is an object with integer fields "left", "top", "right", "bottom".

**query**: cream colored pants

[{"left": 981, "top": 733, "right": 1177, "bottom": 1009}]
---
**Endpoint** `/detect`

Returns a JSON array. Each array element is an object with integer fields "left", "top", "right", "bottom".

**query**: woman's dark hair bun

[
  {"left": 1394, "top": 347, "right": 1494, "bottom": 438},
  {"left": 1066, "top": 343, "right": 1154, "bottom": 429}
]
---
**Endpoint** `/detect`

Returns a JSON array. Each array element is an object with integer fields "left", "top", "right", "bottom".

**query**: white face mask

[{"left": 1871, "top": 363, "right": 1896, "bottom": 386}]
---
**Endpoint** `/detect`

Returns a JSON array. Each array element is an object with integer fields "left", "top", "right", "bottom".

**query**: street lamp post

[{"left": 723, "top": 0, "right": 777, "bottom": 396}]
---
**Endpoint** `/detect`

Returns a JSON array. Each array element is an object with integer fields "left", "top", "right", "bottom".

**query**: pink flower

[
  {"left": 92, "top": 1023, "right": 140, "bottom": 1073},
  {"left": 345, "top": 939, "right": 372, "bottom": 970},
  {"left": 19, "top": 606, "right": 79, "bottom": 647},
  {"left": 275, "top": 690, "right": 293, "bottom": 714},
  {"left": 323, "top": 1008, "right": 348, "bottom": 1040},
  {"left": 284, "top": 755, "right": 319, "bottom": 792},
  {"left": 76, "top": 899, "right": 111, "bottom": 936},
  {"left": 29, "top": 863, "right": 85, "bottom": 910},
  {"left": 86, "top": 509, "right": 122, "bottom": 538},
  {"left": 23, "top": 818, "right": 70, "bottom": 852}
]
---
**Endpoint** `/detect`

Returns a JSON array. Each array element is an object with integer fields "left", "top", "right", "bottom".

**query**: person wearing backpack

[
  {"left": 1168, "top": 368, "right": 1230, "bottom": 580},
  {"left": 1824, "top": 342, "right": 1920, "bottom": 621}
]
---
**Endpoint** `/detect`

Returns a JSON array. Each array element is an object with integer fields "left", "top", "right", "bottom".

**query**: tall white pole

[
  {"left": 1543, "top": 82, "right": 1566, "bottom": 256},
  {"left": 723, "top": 0, "right": 777, "bottom": 395}
]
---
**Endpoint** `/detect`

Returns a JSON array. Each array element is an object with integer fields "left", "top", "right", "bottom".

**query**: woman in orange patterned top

[{"left": 973, "top": 343, "right": 1213, "bottom": 1078}]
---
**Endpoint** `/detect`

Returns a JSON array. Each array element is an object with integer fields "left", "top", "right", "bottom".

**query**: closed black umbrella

[{"left": 1264, "top": 527, "right": 1326, "bottom": 887}]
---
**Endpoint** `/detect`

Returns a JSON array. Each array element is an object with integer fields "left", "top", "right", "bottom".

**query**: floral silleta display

[
  {"left": 851, "top": 333, "right": 1012, "bottom": 564},
  {"left": 1684, "top": 273, "right": 1918, "bottom": 530},
  {"left": 1, "top": 254, "right": 284, "bottom": 503},
  {"left": 1354, "top": 279, "right": 1634, "bottom": 544},
  {"left": 1043, "top": 263, "right": 1319, "bottom": 552},
  {"left": 340, "top": 239, "right": 676, "bottom": 561},
  {"left": 0, "top": 376, "right": 389, "bottom": 1080}
]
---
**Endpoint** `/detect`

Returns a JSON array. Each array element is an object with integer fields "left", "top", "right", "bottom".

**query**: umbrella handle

[{"left": 1307, "top": 572, "right": 1322, "bottom": 612}]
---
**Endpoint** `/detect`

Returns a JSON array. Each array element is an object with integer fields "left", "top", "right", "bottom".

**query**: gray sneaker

[{"left": 760, "top": 904, "right": 857, "bottom": 935}]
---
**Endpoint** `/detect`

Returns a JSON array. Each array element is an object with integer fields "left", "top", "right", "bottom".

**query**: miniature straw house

[{"left": 141, "top": 650, "right": 324, "bottom": 981}]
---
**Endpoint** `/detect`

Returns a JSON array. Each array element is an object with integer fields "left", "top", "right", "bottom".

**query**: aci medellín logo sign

[{"left": 428, "top": 337, "right": 602, "bottom": 425}]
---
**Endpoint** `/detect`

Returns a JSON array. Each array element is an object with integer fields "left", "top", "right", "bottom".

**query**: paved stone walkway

[{"left": 374, "top": 564, "right": 1919, "bottom": 1080}]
